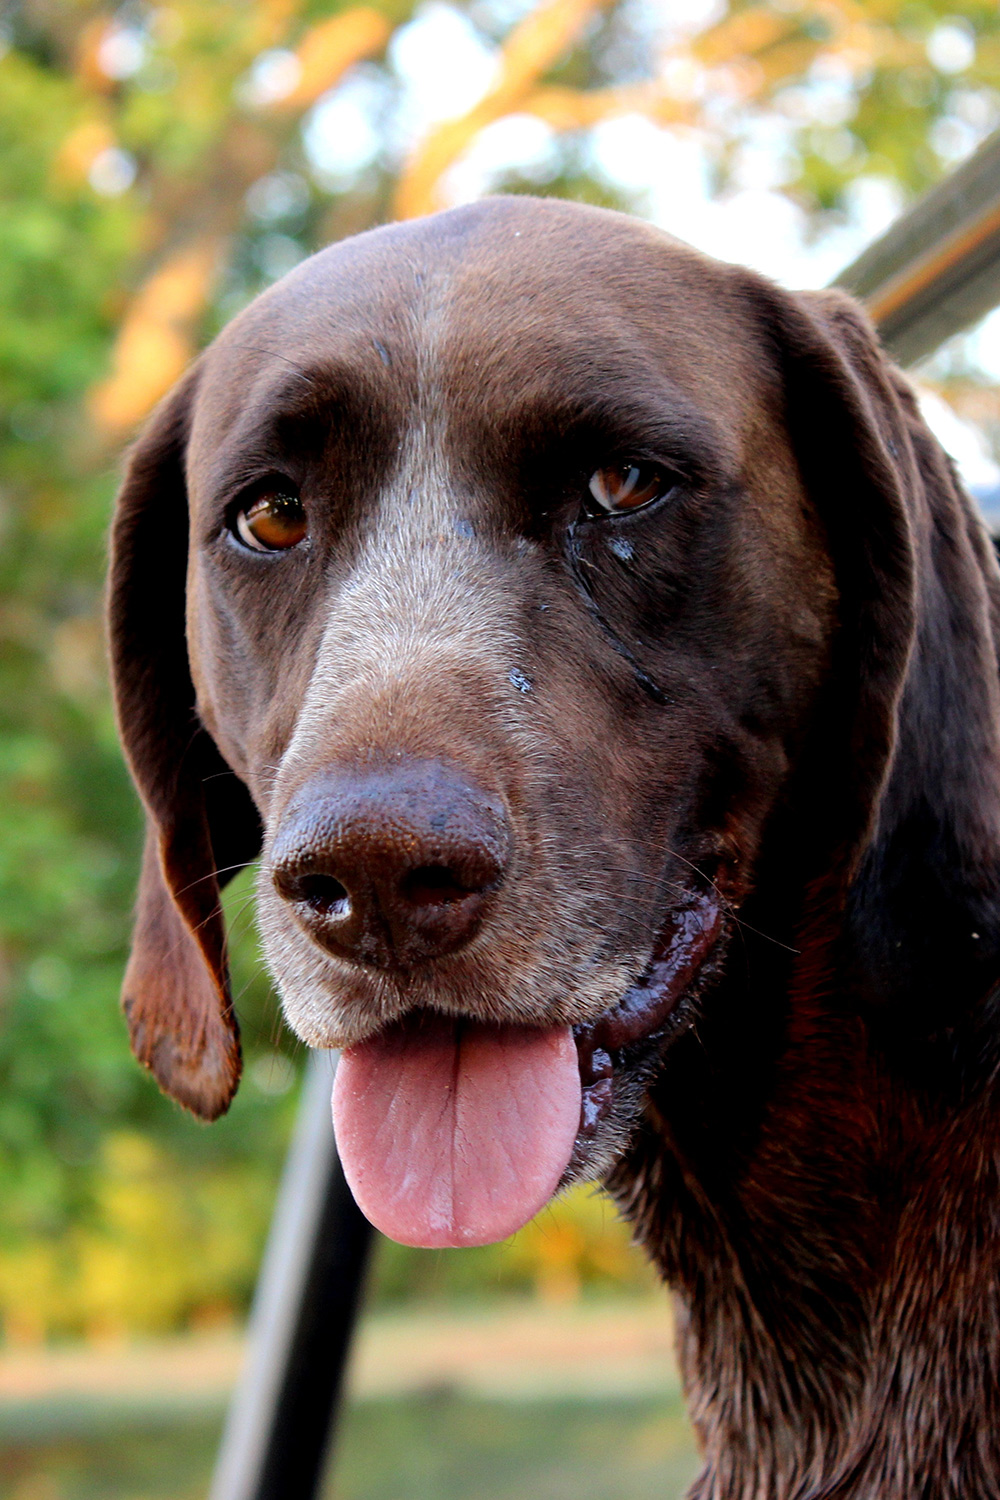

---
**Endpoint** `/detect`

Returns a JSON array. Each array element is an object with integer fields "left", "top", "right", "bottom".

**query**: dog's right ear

[
  {"left": 749, "top": 280, "right": 1000, "bottom": 1023},
  {"left": 108, "top": 366, "right": 262, "bottom": 1120}
]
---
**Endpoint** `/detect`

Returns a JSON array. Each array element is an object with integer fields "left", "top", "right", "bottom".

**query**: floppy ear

[
  {"left": 108, "top": 367, "right": 263, "bottom": 1119},
  {"left": 758, "top": 282, "right": 1000, "bottom": 1023}
]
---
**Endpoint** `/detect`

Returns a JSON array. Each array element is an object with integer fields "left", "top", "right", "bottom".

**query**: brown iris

[
  {"left": 587, "top": 462, "right": 677, "bottom": 515},
  {"left": 235, "top": 490, "right": 308, "bottom": 552}
]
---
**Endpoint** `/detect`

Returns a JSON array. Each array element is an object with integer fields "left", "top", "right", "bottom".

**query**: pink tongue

[{"left": 332, "top": 1015, "right": 581, "bottom": 1248}]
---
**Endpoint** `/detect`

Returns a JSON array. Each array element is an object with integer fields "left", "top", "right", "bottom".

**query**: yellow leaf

[
  {"left": 91, "top": 240, "right": 222, "bottom": 433},
  {"left": 53, "top": 119, "right": 115, "bottom": 185},
  {"left": 394, "top": 0, "right": 610, "bottom": 220},
  {"left": 747, "top": 36, "right": 828, "bottom": 92},
  {"left": 523, "top": 82, "right": 695, "bottom": 131},
  {"left": 692, "top": 6, "right": 794, "bottom": 67},
  {"left": 394, "top": 110, "right": 492, "bottom": 221},
  {"left": 493, "top": 0, "right": 606, "bottom": 107},
  {"left": 274, "top": 7, "right": 391, "bottom": 111},
  {"left": 74, "top": 18, "right": 118, "bottom": 95}
]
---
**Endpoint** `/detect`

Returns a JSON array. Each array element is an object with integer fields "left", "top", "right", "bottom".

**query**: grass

[
  {"left": 332, "top": 1391, "right": 701, "bottom": 1500},
  {"left": 0, "top": 1404, "right": 221, "bottom": 1500},
  {"left": 0, "top": 1390, "right": 700, "bottom": 1500}
]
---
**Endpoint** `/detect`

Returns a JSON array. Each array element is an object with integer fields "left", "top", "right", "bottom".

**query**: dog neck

[
  {"left": 610, "top": 913, "right": 1000, "bottom": 1500},
  {"left": 616, "top": 429, "right": 1000, "bottom": 1499}
]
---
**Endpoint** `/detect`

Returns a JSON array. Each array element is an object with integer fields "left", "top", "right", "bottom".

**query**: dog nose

[{"left": 269, "top": 760, "right": 511, "bottom": 968}]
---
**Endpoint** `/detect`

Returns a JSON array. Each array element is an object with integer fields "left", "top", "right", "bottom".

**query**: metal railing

[
  {"left": 836, "top": 126, "right": 1000, "bottom": 364},
  {"left": 210, "top": 1054, "right": 372, "bottom": 1500},
  {"left": 209, "top": 124, "right": 1000, "bottom": 1500}
]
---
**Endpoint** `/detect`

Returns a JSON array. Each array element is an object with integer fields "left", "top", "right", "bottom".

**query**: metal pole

[
  {"left": 210, "top": 1051, "right": 374, "bottom": 1500},
  {"left": 837, "top": 126, "right": 1000, "bottom": 365}
]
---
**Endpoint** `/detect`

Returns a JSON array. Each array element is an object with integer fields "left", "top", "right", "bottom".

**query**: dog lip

[{"left": 572, "top": 886, "right": 724, "bottom": 1139}]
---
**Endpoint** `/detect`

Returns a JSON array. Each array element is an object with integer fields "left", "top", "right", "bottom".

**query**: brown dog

[{"left": 109, "top": 197, "right": 1000, "bottom": 1497}]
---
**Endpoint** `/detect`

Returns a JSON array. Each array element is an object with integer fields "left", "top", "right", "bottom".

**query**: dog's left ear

[
  {"left": 108, "top": 366, "right": 262, "bottom": 1119},
  {"left": 766, "top": 284, "right": 1000, "bottom": 1022}
]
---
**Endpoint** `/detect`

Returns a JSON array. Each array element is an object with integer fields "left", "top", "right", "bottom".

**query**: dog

[{"left": 108, "top": 196, "right": 1000, "bottom": 1498}]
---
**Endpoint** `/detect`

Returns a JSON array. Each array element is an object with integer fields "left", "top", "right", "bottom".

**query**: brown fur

[{"left": 108, "top": 197, "right": 1000, "bottom": 1497}]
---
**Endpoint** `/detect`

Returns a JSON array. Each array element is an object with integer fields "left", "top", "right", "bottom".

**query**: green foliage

[
  {"left": 371, "top": 1184, "right": 659, "bottom": 1307},
  {"left": 0, "top": 59, "right": 132, "bottom": 406},
  {"left": 787, "top": 2, "right": 1000, "bottom": 214},
  {"left": 0, "top": 46, "right": 136, "bottom": 1255},
  {"left": 0, "top": 20, "right": 300, "bottom": 1339}
]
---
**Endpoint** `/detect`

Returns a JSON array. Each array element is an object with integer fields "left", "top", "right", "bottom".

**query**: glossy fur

[{"left": 108, "top": 197, "right": 1000, "bottom": 1497}]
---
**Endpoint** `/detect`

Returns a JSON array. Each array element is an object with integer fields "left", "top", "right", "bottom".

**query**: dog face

[
  {"left": 192, "top": 202, "right": 835, "bottom": 1036},
  {"left": 109, "top": 197, "right": 924, "bottom": 1244}
]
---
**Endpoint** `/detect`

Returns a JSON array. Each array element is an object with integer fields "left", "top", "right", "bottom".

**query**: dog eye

[
  {"left": 234, "top": 490, "right": 308, "bottom": 552},
  {"left": 587, "top": 462, "right": 677, "bottom": 515}
]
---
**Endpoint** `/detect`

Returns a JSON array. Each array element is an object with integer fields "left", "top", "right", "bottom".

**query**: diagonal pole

[
  {"left": 209, "top": 1051, "right": 374, "bottom": 1500},
  {"left": 837, "top": 126, "right": 1000, "bottom": 364}
]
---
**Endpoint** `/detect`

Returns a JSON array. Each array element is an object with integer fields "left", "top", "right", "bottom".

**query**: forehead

[{"left": 190, "top": 198, "right": 778, "bottom": 465}]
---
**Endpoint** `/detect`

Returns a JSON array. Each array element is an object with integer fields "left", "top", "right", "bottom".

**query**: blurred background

[{"left": 3, "top": 0, "right": 1000, "bottom": 1495}]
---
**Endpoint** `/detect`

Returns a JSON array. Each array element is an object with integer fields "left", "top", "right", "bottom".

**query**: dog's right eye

[
  {"left": 586, "top": 462, "right": 679, "bottom": 516},
  {"left": 233, "top": 490, "right": 308, "bottom": 552}
]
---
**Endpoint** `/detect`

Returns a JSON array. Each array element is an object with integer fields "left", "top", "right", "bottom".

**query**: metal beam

[
  {"left": 209, "top": 1051, "right": 374, "bottom": 1500},
  {"left": 836, "top": 127, "right": 1000, "bottom": 366}
]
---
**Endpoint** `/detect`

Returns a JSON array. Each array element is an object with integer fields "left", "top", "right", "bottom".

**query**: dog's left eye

[
  {"left": 234, "top": 490, "right": 308, "bottom": 552},
  {"left": 587, "top": 462, "right": 678, "bottom": 515}
]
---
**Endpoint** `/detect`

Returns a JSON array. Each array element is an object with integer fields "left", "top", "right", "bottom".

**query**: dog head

[{"left": 109, "top": 196, "right": 1000, "bottom": 1246}]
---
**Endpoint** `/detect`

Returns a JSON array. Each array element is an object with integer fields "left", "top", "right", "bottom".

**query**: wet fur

[{"left": 108, "top": 198, "right": 1000, "bottom": 1497}]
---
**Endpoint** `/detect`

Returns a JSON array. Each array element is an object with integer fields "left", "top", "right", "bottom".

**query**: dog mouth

[{"left": 331, "top": 887, "right": 723, "bottom": 1249}]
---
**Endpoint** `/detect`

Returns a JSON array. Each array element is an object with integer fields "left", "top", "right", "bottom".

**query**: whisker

[
  {"left": 173, "top": 861, "right": 257, "bottom": 899},
  {"left": 225, "top": 343, "right": 317, "bottom": 383}
]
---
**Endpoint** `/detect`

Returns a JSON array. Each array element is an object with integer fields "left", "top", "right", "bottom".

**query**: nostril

[
  {"left": 400, "top": 865, "right": 475, "bottom": 908},
  {"left": 295, "top": 873, "right": 351, "bottom": 918},
  {"left": 271, "top": 759, "right": 511, "bottom": 966}
]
